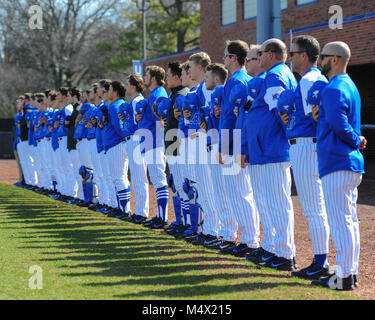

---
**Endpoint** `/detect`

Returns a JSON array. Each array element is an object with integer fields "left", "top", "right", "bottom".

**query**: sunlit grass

[{"left": 0, "top": 183, "right": 357, "bottom": 300}]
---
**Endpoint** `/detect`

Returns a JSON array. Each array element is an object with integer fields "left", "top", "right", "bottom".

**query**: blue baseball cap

[
  {"left": 80, "top": 103, "right": 91, "bottom": 115},
  {"left": 135, "top": 99, "right": 147, "bottom": 115},
  {"left": 157, "top": 98, "right": 172, "bottom": 119},
  {"left": 307, "top": 80, "right": 327, "bottom": 107},
  {"left": 184, "top": 92, "right": 199, "bottom": 112},
  {"left": 211, "top": 85, "right": 224, "bottom": 106},
  {"left": 118, "top": 102, "right": 131, "bottom": 118},
  {"left": 94, "top": 108, "right": 103, "bottom": 123},
  {"left": 229, "top": 84, "right": 248, "bottom": 108},
  {"left": 277, "top": 89, "right": 295, "bottom": 115},
  {"left": 174, "top": 95, "right": 185, "bottom": 112}
]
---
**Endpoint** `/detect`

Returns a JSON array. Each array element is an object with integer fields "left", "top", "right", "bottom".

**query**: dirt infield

[{"left": 1, "top": 159, "right": 374, "bottom": 299}]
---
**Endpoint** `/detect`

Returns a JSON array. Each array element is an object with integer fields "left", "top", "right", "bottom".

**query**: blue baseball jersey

[
  {"left": 246, "top": 63, "right": 297, "bottom": 165},
  {"left": 286, "top": 68, "right": 328, "bottom": 139},
  {"left": 241, "top": 72, "right": 266, "bottom": 157},
  {"left": 14, "top": 111, "right": 23, "bottom": 149},
  {"left": 187, "top": 82, "right": 212, "bottom": 133},
  {"left": 177, "top": 86, "right": 197, "bottom": 139},
  {"left": 317, "top": 73, "right": 364, "bottom": 178},
  {"left": 102, "top": 98, "right": 126, "bottom": 152},
  {"left": 219, "top": 69, "right": 252, "bottom": 155},
  {"left": 139, "top": 86, "right": 168, "bottom": 132},
  {"left": 56, "top": 104, "right": 73, "bottom": 137},
  {"left": 51, "top": 110, "right": 60, "bottom": 151},
  {"left": 26, "top": 108, "right": 38, "bottom": 146},
  {"left": 73, "top": 104, "right": 90, "bottom": 140},
  {"left": 33, "top": 111, "right": 46, "bottom": 142},
  {"left": 84, "top": 105, "right": 97, "bottom": 139}
]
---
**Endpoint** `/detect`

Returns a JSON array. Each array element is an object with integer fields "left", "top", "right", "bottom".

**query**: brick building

[{"left": 143, "top": 0, "right": 375, "bottom": 161}]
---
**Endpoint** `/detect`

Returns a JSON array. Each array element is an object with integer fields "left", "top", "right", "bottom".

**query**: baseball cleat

[
  {"left": 354, "top": 275, "right": 359, "bottom": 287},
  {"left": 311, "top": 274, "right": 355, "bottom": 291},
  {"left": 203, "top": 235, "right": 220, "bottom": 247},
  {"left": 190, "top": 233, "right": 210, "bottom": 246},
  {"left": 149, "top": 217, "right": 167, "bottom": 229},
  {"left": 291, "top": 260, "right": 330, "bottom": 280},
  {"left": 132, "top": 215, "right": 147, "bottom": 224},
  {"left": 231, "top": 244, "right": 258, "bottom": 257},
  {"left": 218, "top": 241, "right": 237, "bottom": 255},
  {"left": 143, "top": 217, "right": 158, "bottom": 227},
  {"left": 264, "top": 256, "right": 297, "bottom": 271},
  {"left": 245, "top": 247, "right": 274, "bottom": 267},
  {"left": 204, "top": 238, "right": 225, "bottom": 250}
]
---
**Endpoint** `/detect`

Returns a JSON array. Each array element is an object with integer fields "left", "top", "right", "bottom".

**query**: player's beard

[{"left": 321, "top": 59, "right": 332, "bottom": 78}]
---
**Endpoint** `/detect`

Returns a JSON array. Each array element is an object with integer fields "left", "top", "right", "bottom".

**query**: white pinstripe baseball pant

[
  {"left": 88, "top": 139, "right": 107, "bottom": 204},
  {"left": 99, "top": 151, "right": 116, "bottom": 208},
  {"left": 289, "top": 139, "right": 329, "bottom": 255},
  {"left": 220, "top": 156, "right": 260, "bottom": 248},
  {"left": 249, "top": 162, "right": 295, "bottom": 259},
  {"left": 321, "top": 170, "right": 362, "bottom": 278}
]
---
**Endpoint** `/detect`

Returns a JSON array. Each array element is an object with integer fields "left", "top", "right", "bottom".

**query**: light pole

[{"left": 136, "top": 0, "right": 150, "bottom": 60}]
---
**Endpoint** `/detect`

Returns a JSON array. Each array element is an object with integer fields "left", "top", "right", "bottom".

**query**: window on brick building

[
  {"left": 281, "top": 0, "right": 287, "bottom": 10},
  {"left": 296, "top": 0, "right": 317, "bottom": 6},
  {"left": 222, "top": 0, "right": 236, "bottom": 25},
  {"left": 244, "top": 0, "right": 257, "bottom": 20}
]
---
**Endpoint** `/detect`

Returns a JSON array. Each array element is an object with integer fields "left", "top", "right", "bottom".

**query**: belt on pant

[
  {"left": 45, "top": 137, "right": 51, "bottom": 141},
  {"left": 289, "top": 137, "right": 317, "bottom": 145},
  {"left": 77, "top": 138, "right": 83, "bottom": 141},
  {"left": 37, "top": 139, "right": 41, "bottom": 143},
  {"left": 58, "top": 137, "right": 64, "bottom": 141},
  {"left": 87, "top": 137, "right": 95, "bottom": 141},
  {"left": 124, "top": 135, "right": 132, "bottom": 142}
]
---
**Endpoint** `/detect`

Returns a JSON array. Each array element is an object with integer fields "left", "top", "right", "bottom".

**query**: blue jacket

[
  {"left": 102, "top": 99, "right": 126, "bottom": 152},
  {"left": 317, "top": 73, "right": 364, "bottom": 178},
  {"left": 219, "top": 69, "right": 252, "bottom": 155},
  {"left": 56, "top": 104, "right": 73, "bottom": 137},
  {"left": 246, "top": 63, "right": 297, "bottom": 164},
  {"left": 286, "top": 68, "right": 328, "bottom": 139}
]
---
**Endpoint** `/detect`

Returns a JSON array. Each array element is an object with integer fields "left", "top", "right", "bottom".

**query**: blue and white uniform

[
  {"left": 55, "top": 103, "right": 74, "bottom": 197},
  {"left": 317, "top": 73, "right": 364, "bottom": 279},
  {"left": 246, "top": 63, "right": 297, "bottom": 261},
  {"left": 218, "top": 68, "right": 260, "bottom": 249},
  {"left": 137, "top": 86, "right": 169, "bottom": 222},
  {"left": 282, "top": 68, "right": 330, "bottom": 268},
  {"left": 103, "top": 98, "right": 131, "bottom": 214},
  {"left": 121, "top": 94, "right": 149, "bottom": 219}
]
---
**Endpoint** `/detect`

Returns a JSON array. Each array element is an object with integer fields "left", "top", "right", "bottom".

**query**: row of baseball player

[{"left": 13, "top": 35, "right": 366, "bottom": 291}]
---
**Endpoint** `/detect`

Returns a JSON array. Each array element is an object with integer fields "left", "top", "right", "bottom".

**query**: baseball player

[
  {"left": 311, "top": 41, "right": 366, "bottom": 290},
  {"left": 95, "top": 80, "right": 119, "bottom": 213},
  {"left": 64, "top": 87, "right": 83, "bottom": 203},
  {"left": 277, "top": 35, "right": 331, "bottom": 280},
  {"left": 116, "top": 75, "right": 150, "bottom": 223},
  {"left": 13, "top": 96, "right": 25, "bottom": 186},
  {"left": 74, "top": 90, "right": 92, "bottom": 205},
  {"left": 243, "top": 38, "right": 298, "bottom": 271},
  {"left": 54, "top": 87, "right": 74, "bottom": 200},
  {"left": 167, "top": 62, "right": 200, "bottom": 237},
  {"left": 154, "top": 62, "right": 189, "bottom": 227},
  {"left": 214, "top": 40, "right": 260, "bottom": 256},
  {"left": 135, "top": 66, "right": 170, "bottom": 227},
  {"left": 102, "top": 80, "right": 132, "bottom": 218}
]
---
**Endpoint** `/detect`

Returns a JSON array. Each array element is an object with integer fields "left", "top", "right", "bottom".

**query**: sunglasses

[
  {"left": 320, "top": 54, "right": 341, "bottom": 60},
  {"left": 245, "top": 57, "right": 258, "bottom": 62},
  {"left": 289, "top": 51, "right": 305, "bottom": 57}
]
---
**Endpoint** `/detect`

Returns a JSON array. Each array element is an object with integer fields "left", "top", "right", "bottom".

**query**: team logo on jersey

[
  {"left": 272, "top": 93, "right": 280, "bottom": 100},
  {"left": 312, "top": 90, "right": 320, "bottom": 99}
]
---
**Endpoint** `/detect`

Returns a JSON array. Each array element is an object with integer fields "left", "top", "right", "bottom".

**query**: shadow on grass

[{"left": 0, "top": 185, "right": 308, "bottom": 299}]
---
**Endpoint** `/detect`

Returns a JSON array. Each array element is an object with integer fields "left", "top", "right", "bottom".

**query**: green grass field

[{"left": 0, "top": 182, "right": 357, "bottom": 300}]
